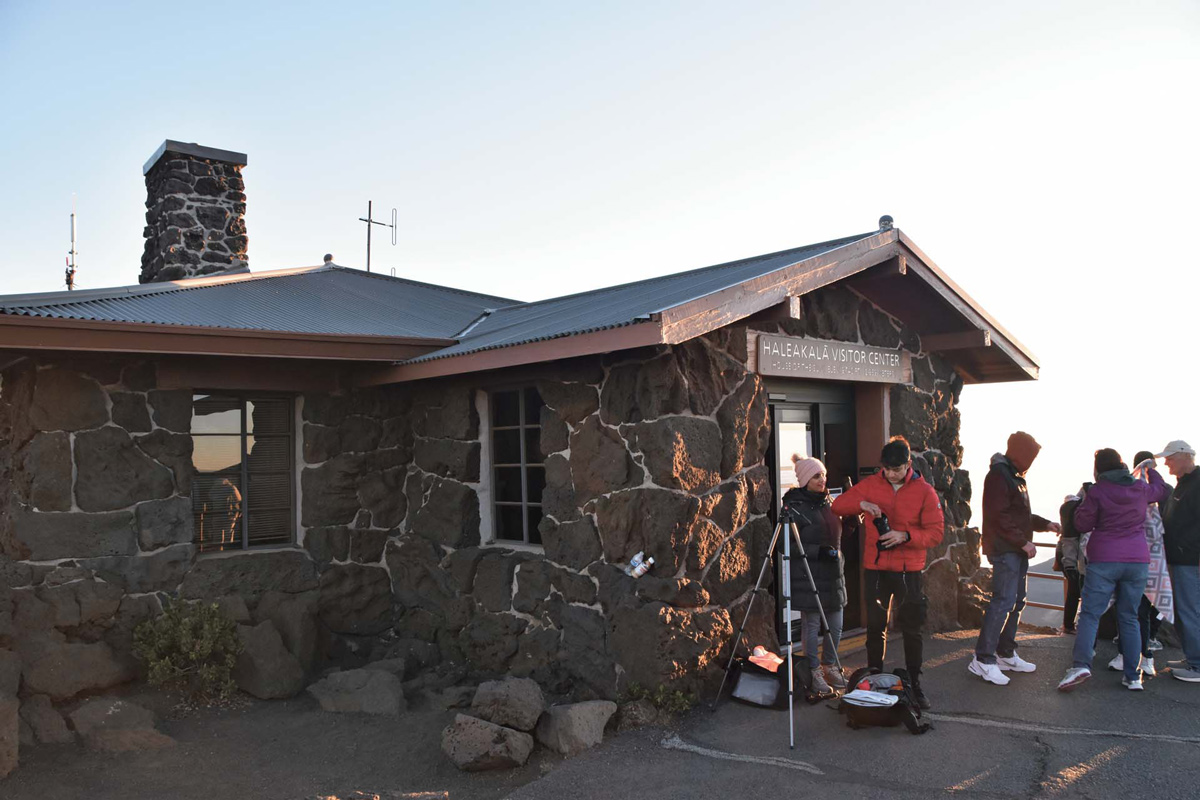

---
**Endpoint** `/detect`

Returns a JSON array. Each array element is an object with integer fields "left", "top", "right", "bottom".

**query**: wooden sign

[{"left": 755, "top": 334, "right": 910, "bottom": 384}]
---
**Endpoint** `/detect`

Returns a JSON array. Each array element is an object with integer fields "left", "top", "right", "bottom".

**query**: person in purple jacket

[{"left": 1058, "top": 448, "right": 1172, "bottom": 692}]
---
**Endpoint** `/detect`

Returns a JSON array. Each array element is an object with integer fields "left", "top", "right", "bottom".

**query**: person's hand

[
  {"left": 860, "top": 501, "right": 883, "bottom": 517},
  {"left": 1047, "top": 522, "right": 1062, "bottom": 534},
  {"left": 878, "top": 530, "right": 909, "bottom": 548},
  {"left": 1021, "top": 541, "right": 1038, "bottom": 558}
]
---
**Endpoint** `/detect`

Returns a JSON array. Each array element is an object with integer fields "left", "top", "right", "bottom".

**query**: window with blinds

[
  {"left": 191, "top": 394, "right": 295, "bottom": 553},
  {"left": 490, "top": 387, "right": 545, "bottom": 545}
]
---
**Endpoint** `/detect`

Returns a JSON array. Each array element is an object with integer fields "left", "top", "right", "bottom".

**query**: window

[
  {"left": 490, "top": 387, "right": 544, "bottom": 544},
  {"left": 191, "top": 394, "right": 294, "bottom": 553}
]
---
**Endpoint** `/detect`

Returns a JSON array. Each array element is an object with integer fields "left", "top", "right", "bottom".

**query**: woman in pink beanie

[{"left": 783, "top": 454, "right": 847, "bottom": 696}]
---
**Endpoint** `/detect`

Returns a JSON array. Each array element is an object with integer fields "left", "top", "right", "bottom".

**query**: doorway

[{"left": 766, "top": 397, "right": 862, "bottom": 639}]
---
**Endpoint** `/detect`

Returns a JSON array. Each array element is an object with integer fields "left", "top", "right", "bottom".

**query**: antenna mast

[
  {"left": 65, "top": 196, "right": 78, "bottom": 290},
  {"left": 357, "top": 200, "right": 397, "bottom": 272}
]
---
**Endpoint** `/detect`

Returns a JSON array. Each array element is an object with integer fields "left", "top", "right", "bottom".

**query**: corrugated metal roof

[
  {"left": 407, "top": 231, "right": 876, "bottom": 362},
  {"left": 0, "top": 265, "right": 516, "bottom": 339}
]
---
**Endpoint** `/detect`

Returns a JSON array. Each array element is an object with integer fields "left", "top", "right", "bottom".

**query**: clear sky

[{"left": 2, "top": 1, "right": 1197, "bottom": 527}]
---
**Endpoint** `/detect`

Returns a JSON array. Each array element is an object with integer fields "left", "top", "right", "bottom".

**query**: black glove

[{"left": 818, "top": 546, "right": 839, "bottom": 561}]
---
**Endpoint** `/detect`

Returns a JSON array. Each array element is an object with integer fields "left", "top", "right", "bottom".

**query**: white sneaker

[
  {"left": 1148, "top": 638, "right": 1164, "bottom": 652},
  {"left": 997, "top": 653, "right": 1037, "bottom": 673},
  {"left": 1058, "top": 667, "right": 1092, "bottom": 692},
  {"left": 1141, "top": 655, "right": 1156, "bottom": 678},
  {"left": 1122, "top": 676, "right": 1144, "bottom": 691},
  {"left": 968, "top": 657, "right": 1011, "bottom": 686},
  {"left": 1108, "top": 654, "right": 1124, "bottom": 672}
]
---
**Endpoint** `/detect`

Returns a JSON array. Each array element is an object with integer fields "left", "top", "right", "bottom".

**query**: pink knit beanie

[{"left": 792, "top": 455, "right": 827, "bottom": 488}]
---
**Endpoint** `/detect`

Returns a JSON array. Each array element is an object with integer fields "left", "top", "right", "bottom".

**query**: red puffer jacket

[{"left": 830, "top": 468, "right": 944, "bottom": 572}]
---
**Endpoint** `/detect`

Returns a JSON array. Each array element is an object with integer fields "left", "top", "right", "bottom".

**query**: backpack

[{"left": 837, "top": 667, "right": 932, "bottom": 735}]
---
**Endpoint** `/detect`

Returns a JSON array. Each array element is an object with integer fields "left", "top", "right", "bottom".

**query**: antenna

[
  {"left": 65, "top": 195, "right": 78, "bottom": 290},
  {"left": 357, "top": 201, "right": 397, "bottom": 272}
]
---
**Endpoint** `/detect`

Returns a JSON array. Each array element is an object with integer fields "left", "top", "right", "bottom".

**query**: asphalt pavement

[{"left": 506, "top": 629, "right": 1200, "bottom": 800}]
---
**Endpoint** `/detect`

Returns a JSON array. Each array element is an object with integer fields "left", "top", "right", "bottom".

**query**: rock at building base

[
  {"left": 441, "top": 713, "right": 534, "bottom": 771},
  {"left": 470, "top": 676, "right": 545, "bottom": 732},
  {"left": 307, "top": 669, "right": 405, "bottom": 715},
  {"left": 19, "top": 694, "right": 73, "bottom": 744},
  {"left": 617, "top": 698, "right": 658, "bottom": 731},
  {"left": 535, "top": 700, "right": 617, "bottom": 756},
  {"left": 233, "top": 621, "right": 306, "bottom": 700},
  {"left": 0, "top": 695, "right": 16, "bottom": 778},
  {"left": 20, "top": 640, "right": 136, "bottom": 702},
  {"left": 67, "top": 697, "right": 175, "bottom": 753}
]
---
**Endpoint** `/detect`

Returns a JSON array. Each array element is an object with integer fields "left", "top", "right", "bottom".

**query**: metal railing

[{"left": 1025, "top": 539, "right": 1066, "bottom": 612}]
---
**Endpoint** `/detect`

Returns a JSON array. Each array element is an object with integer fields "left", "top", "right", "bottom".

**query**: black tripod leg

[
  {"left": 790, "top": 522, "right": 845, "bottom": 675},
  {"left": 710, "top": 519, "right": 785, "bottom": 711}
]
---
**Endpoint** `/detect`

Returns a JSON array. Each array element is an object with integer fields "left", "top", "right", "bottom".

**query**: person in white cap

[{"left": 1158, "top": 440, "right": 1200, "bottom": 683}]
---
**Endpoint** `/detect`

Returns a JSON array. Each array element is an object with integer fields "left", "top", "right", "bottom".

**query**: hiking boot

[
  {"left": 1058, "top": 667, "right": 1091, "bottom": 692},
  {"left": 823, "top": 665, "right": 848, "bottom": 691},
  {"left": 1122, "top": 676, "right": 1144, "bottom": 691},
  {"left": 912, "top": 681, "right": 931, "bottom": 710},
  {"left": 997, "top": 653, "right": 1037, "bottom": 673},
  {"left": 968, "top": 657, "right": 1011, "bottom": 686},
  {"left": 1148, "top": 638, "right": 1164, "bottom": 652},
  {"left": 1141, "top": 655, "right": 1157, "bottom": 678},
  {"left": 809, "top": 668, "right": 833, "bottom": 696},
  {"left": 1108, "top": 654, "right": 1124, "bottom": 672},
  {"left": 1172, "top": 667, "right": 1200, "bottom": 683},
  {"left": 1061, "top": 625, "right": 1077, "bottom": 635}
]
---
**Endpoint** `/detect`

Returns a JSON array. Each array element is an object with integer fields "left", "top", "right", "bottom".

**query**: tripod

[{"left": 711, "top": 504, "right": 844, "bottom": 749}]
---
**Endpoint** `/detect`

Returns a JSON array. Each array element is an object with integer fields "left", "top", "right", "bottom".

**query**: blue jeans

[
  {"left": 1072, "top": 561, "right": 1148, "bottom": 681},
  {"left": 802, "top": 608, "right": 844, "bottom": 669},
  {"left": 1168, "top": 563, "right": 1200, "bottom": 669},
  {"left": 975, "top": 552, "right": 1028, "bottom": 664}
]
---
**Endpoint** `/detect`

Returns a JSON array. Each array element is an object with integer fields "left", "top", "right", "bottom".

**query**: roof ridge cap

[{"left": 326, "top": 265, "right": 519, "bottom": 305}]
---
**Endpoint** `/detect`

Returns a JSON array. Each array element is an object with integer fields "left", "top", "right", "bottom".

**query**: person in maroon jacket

[
  {"left": 969, "top": 432, "right": 1061, "bottom": 686},
  {"left": 832, "top": 435, "right": 944, "bottom": 708}
]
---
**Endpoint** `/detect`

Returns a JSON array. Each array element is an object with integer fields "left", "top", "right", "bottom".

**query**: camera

[{"left": 873, "top": 513, "right": 900, "bottom": 550}]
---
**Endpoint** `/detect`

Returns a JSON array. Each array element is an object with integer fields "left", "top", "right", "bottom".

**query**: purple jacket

[{"left": 1074, "top": 468, "right": 1171, "bottom": 563}]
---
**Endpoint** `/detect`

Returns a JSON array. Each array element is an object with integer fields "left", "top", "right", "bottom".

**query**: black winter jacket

[
  {"left": 1163, "top": 468, "right": 1200, "bottom": 566},
  {"left": 782, "top": 488, "right": 847, "bottom": 612}
]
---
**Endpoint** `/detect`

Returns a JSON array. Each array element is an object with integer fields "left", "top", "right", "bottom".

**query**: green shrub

[
  {"left": 623, "top": 682, "right": 697, "bottom": 714},
  {"left": 133, "top": 600, "right": 243, "bottom": 700}
]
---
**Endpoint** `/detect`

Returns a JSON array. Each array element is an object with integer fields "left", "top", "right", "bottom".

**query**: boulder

[
  {"left": 35, "top": 578, "right": 124, "bottom": 629},
  {"left": 617, "top": 698, "right": 658, "bottom": 731},
  {"left": 621, "top": 417, "right": 722, "bottom": 493},
  {"left": 302, "top": 453, "right": 364, "bottom": 527},
  {"left": 474, "top": 554, "right": 519, "bottom": 613},
  {"left": 233, "top": 621, "right": 306, "bottom": 699},
  {"left": 413, "top": 438, "right": 480, "bottom": 483},
  {"left": 858, "top": 300, "right": 901, "bottom": 348},
  {"left": 318, "top": 564, "right": 392, "bottom": 635},
  {"left": 337, "top": 416, "right": 382, "bottom": 453},
  {"left": 19, "top": 694, "right": 73, "bottom": 744},
  {"left": 307, "top": 668, "right": 405, "bottom": 715},
  {"left": 362, "top": 658, "right": 406, "bottom": 678},
  {"left": 609, "top": 602, "right": 732, "bottom": 692},
  {"left": 923, "top": 557, "right": 961, "bottom": 632},
  {"left": 254, "top": 590, "right": 319, "bottom": 670},
  {"left": 349, "top": 529, "right": 389, "bottom": 564},
  {"left": 408, "top": 478, "right": 481, "bottom": 549},
  {"left": 800, "top": 286, "right": 859, "bottom": 342},
  {"left": 74, "top": 426, "right": 174, "bottom": 511},
  {"left": 81, "top": 544, "right": 196, "bottom": 593},
  {"left": 110, "top": 391, "right": 152, "bottom": 432},
  {"left": 0, "top": 649, "right": 20, "bottom": 695},
  {"left": 135, "top": 496, "right": 194, "bottom": 551},
  {"left": 68, "top": 697, "right": 174, "bottom": 753},
  {"left": 673, "top": 338, "right": 746, "bottom": 417},
  {"left": 13, "top": 508, "right": 137, "bottom": 561},
  {"left": 539, "top": 407, "right": 569, "bottom": 456},
  {"left": 441, "top": 713, "right": 534, "bottom": 771},
  {"left": 592, "top": 489, "right": 700, "bottom": 575},
  {"left": 216, "top": 594, "right": 251, "bottom": 624},
  {"left": 356, "top": 467, "right": 407, "bottom": 529},
  {"left": 29, "top": 368, "right": 108, "bottom": 431},
  {"left": 912, "top": 357, "right": 937, "bottom": 393},
  {"left": 889, "top": 386, "right": 935, "bottom": 451},
  {"left": 458, "top": 613, "right": 526, "bottom": 672},
  {"left": 147, "top": 389, "right": 192, "bottom": 433},
  {"left": 715, "top": 377, "right": 769, "bottom": 478},
  {"left": 304, "top": 526, "right": 350, "bottom": 568},
  {"left": 134, "top": 430, "right": 194, "bottom": 494},
  {"left": 553, "top": 604, "right": 618, "bottom": 698},
  {"left": 536, "top": 380, "right": 599, "bottom": 424},
  {"left": 569, "top": 417, "right": 643, "bottom": 504},
  {"left": 0, "top": 694, "right": 16, "bottom": 778},
  {"left": 535, "top": 700, "right": 617, "bottom": 756},
  {"left": 17, "top": 432, "right": 72, "bottom": 511},
  {"left": 179, "top": 549, "right": 319, "bottom": 604},
  {"left": 302, "top": 423, "right": 342, "bottom": 463},
  {"left": 470, "top": 676, "right": 545, "bottom": 732},
  {"left": 21, "top": 640, "right": 136, "bottom": 701}
]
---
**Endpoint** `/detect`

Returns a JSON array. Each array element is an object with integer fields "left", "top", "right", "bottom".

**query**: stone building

[{"left": 0, "top": 142, "right": 1038, "bottom": 723}]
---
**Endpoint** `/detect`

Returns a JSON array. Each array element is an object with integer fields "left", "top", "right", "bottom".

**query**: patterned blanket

[{"left": 1134, "top": 461, "right": 1174, "bottom": 623}]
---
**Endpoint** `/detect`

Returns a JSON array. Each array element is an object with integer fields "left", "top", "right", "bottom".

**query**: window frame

[
  {"left": 487, "top": 386, "right": 545, "bottom": 546},
  {"left": 190, "top": 391, "right": 296, "bottom": 553}
]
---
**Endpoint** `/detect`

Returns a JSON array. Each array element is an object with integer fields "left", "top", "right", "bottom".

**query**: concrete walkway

[{"left": 506, "top": 630, "right": 1200, "bottom": 800}]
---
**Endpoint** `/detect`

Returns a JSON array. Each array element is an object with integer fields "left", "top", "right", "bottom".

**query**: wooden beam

[
  {"left": 354, "top": 321, "right": 665, "bottom": 385},
  {"left": 658, "top": 231, "right": 900, "bottom": 344},
  {"left": 742, "top": 295, "right": 801, "bottom": 323},
  {"left": 922, "top": 329, "right": 991, "bottom": 351}
]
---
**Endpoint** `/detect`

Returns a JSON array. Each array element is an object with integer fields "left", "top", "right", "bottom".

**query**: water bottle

[
  {"left": 623, "top": 551, "right": 645, "bottom": 576},
  {"left": 631, "top": 557, "right": 655, "bottom": 578}
]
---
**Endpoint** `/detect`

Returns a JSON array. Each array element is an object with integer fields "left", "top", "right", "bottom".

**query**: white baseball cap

[{"left": 1155, "top": 440, "right": 1196, "bottom": 458}]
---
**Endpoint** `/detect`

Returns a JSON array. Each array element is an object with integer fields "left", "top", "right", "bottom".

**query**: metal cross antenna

[{"left": 357, "top": 201, "right": 397, "bottom": 273}]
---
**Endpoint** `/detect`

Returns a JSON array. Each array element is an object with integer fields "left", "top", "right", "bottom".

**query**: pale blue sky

[{"left": 2, "top": 1, "right": 1198, "bottom": 525}]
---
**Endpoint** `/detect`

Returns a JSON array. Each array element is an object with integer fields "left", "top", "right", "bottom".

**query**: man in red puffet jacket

[{"left": 832, "top": 435, "right": 944, "bottom": 709}]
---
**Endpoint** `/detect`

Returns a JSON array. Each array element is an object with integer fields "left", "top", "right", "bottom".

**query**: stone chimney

[{"left": 140, "top": 140, "right": 249, "bottom": 283}]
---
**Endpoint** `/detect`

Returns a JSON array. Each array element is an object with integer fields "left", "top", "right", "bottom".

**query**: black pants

[
  {"left": 1063, "top": 567, "right": 1082, "bottom": 630},
  {"left": 865, "top": 570, "right": 927, "bottom": 678}
]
